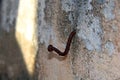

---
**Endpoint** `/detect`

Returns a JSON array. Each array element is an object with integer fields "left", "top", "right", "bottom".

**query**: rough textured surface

[
  {"left": 1, "top": 0, "right": 120, "bottom": 80},
  {"left": 37, "top": 0, "right": 120, "bottom": 80}
]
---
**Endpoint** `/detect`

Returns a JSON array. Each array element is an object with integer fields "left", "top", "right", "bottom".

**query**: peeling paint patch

[
  {"left": 77, "top": 15, "right": 102, "bottom": 51},
  {"left": 61, "top": 0, "right": 93, "bottom": 26},
  {"left": 38, "top": 0, "right": 56, "bottom": 47},
  {"left": 105, "top": 41, "right": 115, "bottom": 56},
  {"left": 102, "top": 0, "right": 115, "bottom": 21},
  {"left": 75, "top": 0, "right": 103, "bottom": 52}
]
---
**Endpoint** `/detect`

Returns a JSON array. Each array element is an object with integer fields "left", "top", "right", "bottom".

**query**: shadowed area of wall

[{"left": 0, "top": 0, "right": 32, "bottom": 80}]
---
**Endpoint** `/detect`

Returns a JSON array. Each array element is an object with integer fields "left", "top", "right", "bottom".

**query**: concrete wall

[
  {"left": 37, "top": 0, "right": 120, "bottom": 80},
  {"left": 0, "top": 0, "right": 120, "bottom": 80}
]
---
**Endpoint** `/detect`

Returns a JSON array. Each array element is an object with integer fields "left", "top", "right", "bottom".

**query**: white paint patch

[
  {"left": 64, "top": 0, "right": 102, "bottom": 51},
  {"left": 38, "top": 0, "right": 56, "bottom": 47},
  {"left": 77, "top": 15, "right": 102, "bottom": 51},
  {"left": 102, "top": 0, "right": 115, "bottom": 21},
  {"left": 105, "top": 41, "right": 115, "bottom": 56},
  {"left": 62, "top": 0, "right": 93, "bottom": 25}
]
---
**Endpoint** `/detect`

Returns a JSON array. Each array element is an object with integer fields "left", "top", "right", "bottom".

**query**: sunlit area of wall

[{"left": 15, "top": 0, "right": 38, "bottom": 76}]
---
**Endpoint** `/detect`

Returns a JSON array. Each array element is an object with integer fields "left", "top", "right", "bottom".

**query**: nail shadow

[{"left": 48, "top": 52, "right": 67, "bottom": 61}]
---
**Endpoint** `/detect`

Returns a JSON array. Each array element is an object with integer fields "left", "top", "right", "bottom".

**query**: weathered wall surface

[
  {"left": 0, "top": 0, "right": 120, "bottom": 80},
  {"left": 37, "top": 0, "right": 120, "bottom": 80}
]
